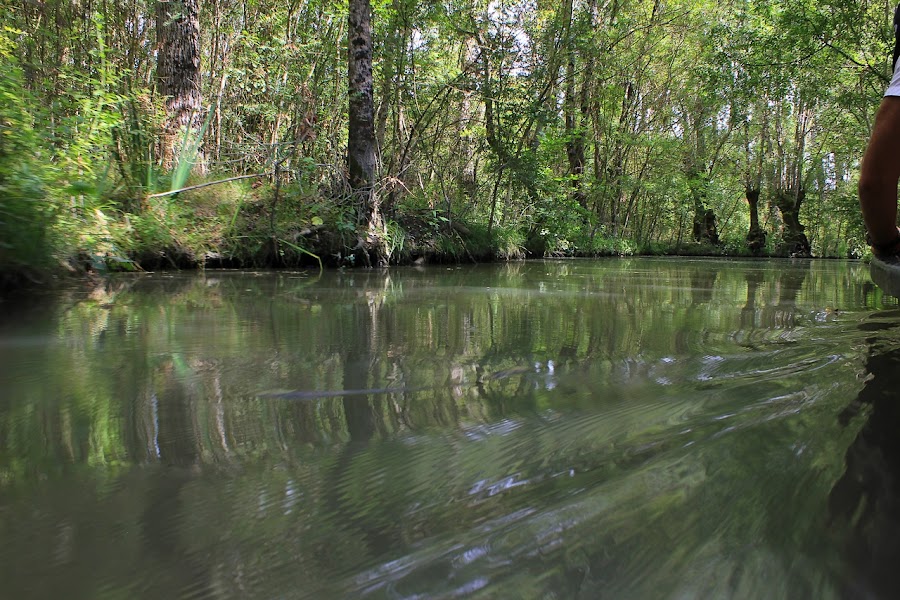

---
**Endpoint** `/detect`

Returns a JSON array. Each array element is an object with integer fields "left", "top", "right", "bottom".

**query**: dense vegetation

[{"left": 0, "top": 0, "right": 891, "bottom": 280}]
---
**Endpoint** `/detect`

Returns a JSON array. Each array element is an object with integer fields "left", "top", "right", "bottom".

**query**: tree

[
  {"left": 3, "top": 0, "right": 896, "bottom": 271},
  {"left": 348, "top": 0, "right": 383, "bottom": 264},
  {"left": 156, "top": 0, "right": 202, "bottom": 172}
]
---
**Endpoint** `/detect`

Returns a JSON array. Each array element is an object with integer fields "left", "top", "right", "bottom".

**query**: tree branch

[{"left": 146, "top": 173, "right": 267, "bottom": 199}]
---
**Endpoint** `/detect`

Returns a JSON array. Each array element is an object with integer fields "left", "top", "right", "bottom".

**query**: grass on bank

[
  {"left": 1, "top": 167, "right": 785, "bottom": 284},
  {"left": 2, "top": 157, "right": 870, "bottom": 285}
]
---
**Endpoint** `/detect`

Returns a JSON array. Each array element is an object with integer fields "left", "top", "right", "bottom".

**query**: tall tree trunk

[
  {"left": 480, "top": 35, "right": 504, "bottom": 243},
  {"left": 565, "top": 56, "right": 586, "bottom": 210},
  {"left": 774, "top": 187, "right": 811, "bottom": 257},
  {"left": 457, "top": 37, "right": 480, "bottom": 204},
  {"left": 348, "top": 0, "right": 382, "bottom": 264},
  {"left": 745, "top": 186, "right": 766, "bottom": 255},
  {"left": 156, "top": 0, "right": 202, "bottom": 172},
  {"left": 562, "top": 0, "right": 586, "bottom": 211},
  {"left": 688, "top": 173, "right": 719, "bottom": 245}
]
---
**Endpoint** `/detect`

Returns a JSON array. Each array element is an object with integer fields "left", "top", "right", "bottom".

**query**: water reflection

[
  {"left": 829, "top": 311, "right": 900, "bottom": 599},
  {"left": 0, "top": 259, "right": 890, "bottom": 598}
]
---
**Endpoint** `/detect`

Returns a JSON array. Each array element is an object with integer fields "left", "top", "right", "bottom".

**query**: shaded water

[{"left": 1, "top": 258, "right": 898, "bottom": 598}]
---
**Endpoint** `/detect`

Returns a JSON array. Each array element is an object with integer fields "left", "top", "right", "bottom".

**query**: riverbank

[
  {"left": 0, "top": 238, "right": 859, "bottom": 305},
  {"left": 0, "top": 174, "right": 862, "bottom": 300}
]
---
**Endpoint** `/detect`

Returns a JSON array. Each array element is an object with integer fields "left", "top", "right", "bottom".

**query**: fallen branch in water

[
  {"left": 258, "top": 385, "right": 435, "bottom": 399},
  {"left": 258, "top": 365, "right": 542, "bottom": 400}
]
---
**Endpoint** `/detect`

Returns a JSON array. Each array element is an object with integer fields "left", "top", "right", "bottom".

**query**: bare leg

[{"left": 859, "top": 97, "right": 900, "bottom": 248}]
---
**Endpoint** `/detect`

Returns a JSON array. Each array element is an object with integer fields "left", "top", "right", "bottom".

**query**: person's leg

[
  {"left": 861, "top": 4, "right": 900, "bottom": 253},
  {"left": 859, "top": 96, "right": 900, "bottom": 251}
]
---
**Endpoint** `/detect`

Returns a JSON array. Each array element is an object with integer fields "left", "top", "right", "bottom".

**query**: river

[{"left": 0, "top": 258, "right": 897, "bottom": 598}]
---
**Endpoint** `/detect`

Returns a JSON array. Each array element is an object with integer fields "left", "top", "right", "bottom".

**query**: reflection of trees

[
  {"left": 740, "top": 267, "right": 765, "bottom": 331},
  {"left": 140, "top": 469, "right": 212, "bottom": 597},
  {"left": 690, "top": 266, "right": 718, "bottom": 305},
  {"left": 1, "top": 260, "right": 873, "bottom": 473},
  {"left": 829, "top": 317, "right": 900, "bottom": 599},
  {"left": 734, "top": 261, "right": 811, "bottom": 346},
  {"left": 773, "top": 260, "right": 809, "bottom": 329},
  {"left": 134, "top": 348, "right": 210, "bottom": 595},
  {"left": 0, "top": 261, "right": 884, "bottom": 597}
]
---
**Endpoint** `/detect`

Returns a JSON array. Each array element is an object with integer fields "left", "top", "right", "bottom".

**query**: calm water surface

[{"left": 1, "top": 258, "right": 899, "bottom": 599}]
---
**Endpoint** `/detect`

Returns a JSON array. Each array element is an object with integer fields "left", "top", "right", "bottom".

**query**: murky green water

[{"left": 2, "top": 258, "right": 900, "bottom": 599}]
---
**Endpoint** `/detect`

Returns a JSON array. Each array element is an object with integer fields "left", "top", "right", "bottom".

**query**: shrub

[{"left": 0, "top": 32, "right": 55, "bottom": 273}]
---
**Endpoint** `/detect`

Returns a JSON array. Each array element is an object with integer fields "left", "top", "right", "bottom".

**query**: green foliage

[
  {"left": 383, "top": 219, "right": 406, "bottom": 263},
  {"left": 577, "top": 234, "right": 638, "bottom": 257},
  {"left": 720, "top": 233, "right": 755, "bottom": 257},
  {"left": 0, "top": 28, "right": 55, "bottom": 271},
  {"left": 0, "top": 0, "right": 888, "bottom": 276},
  {"left": 493, "top": 226, "right": 526, "bottom": 260}
]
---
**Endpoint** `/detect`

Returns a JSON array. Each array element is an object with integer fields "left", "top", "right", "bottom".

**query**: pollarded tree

[
  {"left": 746, "top": 0, "right": 891, "bottom": 256},
  {"left": 719, "top": 2, "right": 773, "bottom": 254},
  {"left": 669, "top": 1, "right": 736, "bottom": 246},
  {"left": 740, "top": 100, "right": 770, "bottom": 255},
  {"left": 156, "top": 0, "right": 202, "bottom": 172}
]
